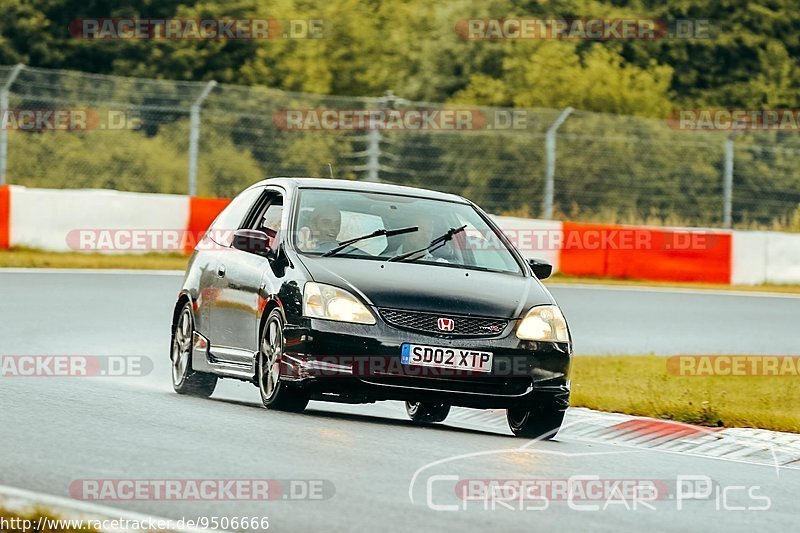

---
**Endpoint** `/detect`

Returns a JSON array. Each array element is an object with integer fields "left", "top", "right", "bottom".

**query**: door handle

[{"left": 217, "top": 264, "right": 226, "bottom": 278}]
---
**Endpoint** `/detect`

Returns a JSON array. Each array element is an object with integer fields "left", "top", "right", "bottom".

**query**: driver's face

[
  {"left": 406, "top": 218, "right": 433, "bottom": 249},
  {"left": 309, "top": 209, "right": 341, "bottom": 241}
]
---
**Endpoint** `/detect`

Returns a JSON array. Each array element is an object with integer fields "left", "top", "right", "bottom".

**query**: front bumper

[{"left": 282, "top": 317, "right": 571, "bottom": 409}]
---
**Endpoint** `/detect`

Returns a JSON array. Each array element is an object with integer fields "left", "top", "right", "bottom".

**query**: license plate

[{"left": 400, "top": 343, "right": 493, "bottom": 373}]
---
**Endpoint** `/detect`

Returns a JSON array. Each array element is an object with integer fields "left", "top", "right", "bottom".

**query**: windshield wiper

[
  {"left": 387, "top": 225, "right": 467, "bottom": 263},
  {"left": 322, "top": 226, "right": 418, "bottom": 257}
]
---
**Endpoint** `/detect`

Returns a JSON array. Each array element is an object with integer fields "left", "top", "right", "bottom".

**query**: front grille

[{"left": 379, "top": 308, "right": 508, "bottom": 337}]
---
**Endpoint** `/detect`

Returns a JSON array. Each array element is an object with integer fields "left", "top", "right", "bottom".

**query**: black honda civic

[{"left": 170, "top": 178, "right": 572, "bottom": 438}]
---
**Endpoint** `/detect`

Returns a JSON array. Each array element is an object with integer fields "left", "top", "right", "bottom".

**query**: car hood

[{"left": 296, "top": 256, "right": 555, "bottom": 318}]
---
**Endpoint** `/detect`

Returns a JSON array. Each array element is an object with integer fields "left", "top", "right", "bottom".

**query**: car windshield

[{"left": 293, "top": 188, "right": 522, "bottom": 274}]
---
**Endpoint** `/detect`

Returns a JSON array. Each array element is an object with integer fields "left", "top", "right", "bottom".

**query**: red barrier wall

[
  {"left": 559, "top": 222, "right": 732, "bottom": 283},
  {"left": 184, "top": 196, "right": 231, "bottom": 253},
  {"left": 0, "top": 186, "right": 9, "bottom": 249}
]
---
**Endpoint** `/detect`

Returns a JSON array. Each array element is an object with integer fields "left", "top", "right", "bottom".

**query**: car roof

[{"left": 254, "top": 177, "right": 470, "bottom": 204}]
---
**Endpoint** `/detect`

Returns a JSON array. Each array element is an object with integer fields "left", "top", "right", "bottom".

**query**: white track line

[{"left": 546, "top": 282, "right": 800, "bottom": 299}]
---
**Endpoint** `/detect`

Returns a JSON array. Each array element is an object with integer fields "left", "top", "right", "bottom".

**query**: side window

[
  {"left": 247, "top": 192, "right": 284, "bottom": 248},
  {"left": 256, "top": 200, "right": 283, "bottom": 236},
  {"left": 206, "top": 186, "right": 264, "bottom": 247}
]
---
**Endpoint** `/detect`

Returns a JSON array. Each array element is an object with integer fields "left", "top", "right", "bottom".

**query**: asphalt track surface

[{"left": 1, "top": 270, "right": 799, "bottom": 532}]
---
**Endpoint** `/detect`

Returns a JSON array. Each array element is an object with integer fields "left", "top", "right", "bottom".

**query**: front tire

[
  {"left": 405, "top": 401, "right": 450, "bottom": 423},
  {"left": 171, "top": 303, "right": 217, "bottom": 397},
  {"left": 258, "top": 309, "right": 309, "bottom": 412},
  {"left": 506, "top": 398, "right": 566, "bottom": 439}
]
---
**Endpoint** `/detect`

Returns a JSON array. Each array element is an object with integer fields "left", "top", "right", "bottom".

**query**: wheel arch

[
  {"left": 258, "top": 297, "right": 285, "bottom": 340},
  {"left": 256, "top": 298, "right": 287, "bottom": 397},
  {"left": 172, "top": 292, "right": 193, "bottom": 331}
]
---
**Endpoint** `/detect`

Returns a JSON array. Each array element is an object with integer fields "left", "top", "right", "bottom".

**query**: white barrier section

[
  {"left": 734, "top": 230, "right": 800, "bottom": 285},
  {"left": 10, "top": 183, "right": 800, "bottom": 287},
  {"left": 731, "top": 231, "right": 767, "bottom": 285},
  {"left": 9, "top": 186, "right": 190, "bottom": 253},
  {"left": 765, "top": 232, "right": 800, "bottom": 284},
  {"left": 490, "top": 215, "right": 562, "bottom": 272}
]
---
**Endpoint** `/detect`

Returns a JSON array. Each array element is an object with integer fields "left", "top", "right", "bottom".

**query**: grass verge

[
  {"left": 570, "top": 355, "right": 800, "bottom": 433},
  {"left": 0, "top": 247, "right": 189, "bottom": 270},
  {"left": 0, "top": 506, "right": 97, "bottom": 531}
]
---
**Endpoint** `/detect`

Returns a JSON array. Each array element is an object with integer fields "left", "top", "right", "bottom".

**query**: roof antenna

[{"left": 328, "top": 163, "right": 335, "bottom": 179}]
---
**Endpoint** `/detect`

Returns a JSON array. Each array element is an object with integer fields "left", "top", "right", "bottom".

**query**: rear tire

[
  {"left": 405, "top": 401, "right": 450, "bottom": 423},
  {"left": 506, "top": 398, "right": 566, "bottom": 439},
  {"left": 258, "top": 309, "right": 309, "bottom": 413},
  {"left": 171, "top": 303, "right": 217, "bottom": 397}
]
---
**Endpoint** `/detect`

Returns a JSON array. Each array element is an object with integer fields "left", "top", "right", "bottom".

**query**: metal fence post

[
  {"left": 723, "top": 137, "right": 734, "bottom": 228},
  {"left": 542, "top": 107, "right": 574, "bottom": 219},
  {"left": 188, "top": 80, "right": 217, "bottom": 196},
  {"left": 365, "top": 91, "right": 396, "bottom": 182},
  {"left": 365, "top": 127, "right": 381, "bottom": 182},
  {"left": 0, "top": 64, "right": 25, "bottom": 185}
]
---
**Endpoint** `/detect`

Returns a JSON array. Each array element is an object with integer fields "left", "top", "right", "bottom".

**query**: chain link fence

[{"left": 2, "top": 64, "right": 800, "bottom": 229}]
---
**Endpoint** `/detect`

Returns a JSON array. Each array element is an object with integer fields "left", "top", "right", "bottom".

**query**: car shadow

[
  {"left": 302, "top": 407, "right": 506, "bottom": 438},
  {"left": 203, "top": 394, "right": 509, "bottom": 438}
]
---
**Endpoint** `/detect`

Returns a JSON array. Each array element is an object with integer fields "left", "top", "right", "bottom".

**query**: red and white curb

[
  {"left": 443, "top": 407, "right": 800, "bottom": 470},
  {"left": 0, "top": 484, "right": 224, "bottom": 533}
]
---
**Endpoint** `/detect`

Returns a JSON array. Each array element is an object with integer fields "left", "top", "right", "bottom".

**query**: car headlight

[
  {"left": 302, "top": 282, "right": 376, "bottom": 324},
  {"left": 516, "top": 305, "right": 569, "bottom": 342}
]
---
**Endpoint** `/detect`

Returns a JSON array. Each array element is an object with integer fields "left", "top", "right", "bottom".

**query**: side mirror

[
  {"left": 527, "top": 258, "right": 552, "bottom": 280},
  {"left": 232, "top": 229, "right": 276, "bottom": 258}
]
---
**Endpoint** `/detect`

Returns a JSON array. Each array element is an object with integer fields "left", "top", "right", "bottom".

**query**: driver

[
  {"left": 394, "top": 216, "right": 449, "bottom": 263},
  {"left": 298, "top": 205, "right": 342, "bottom": 252}
]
